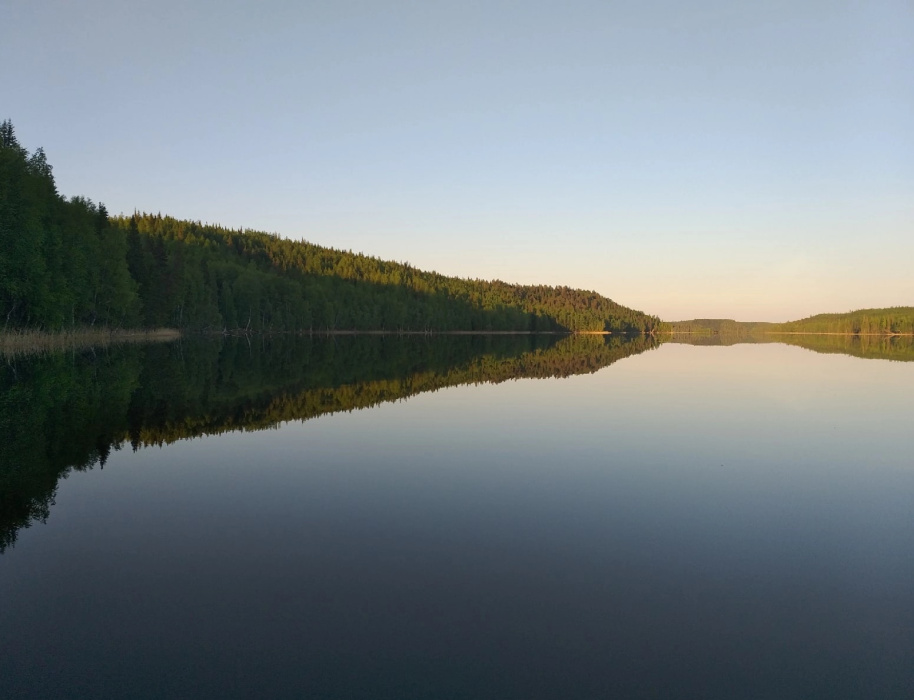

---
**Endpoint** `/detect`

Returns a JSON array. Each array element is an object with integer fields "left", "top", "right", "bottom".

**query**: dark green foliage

[
  {"left": 0, "top": 122, "right": 660, "bottom": 333},
  {"left": 0, "top": 121, "right": 140, "bottom": 329},
  {"left": 667, "top": 309, "right": 914, "bottom": 339},
  {"left": 769, "top": 308, "right": 914, "bottom": 335},
  {"left": 0, "top": 334, "right": 659, "bottom": 551},
  {"left": 114, "top": 212, "right": 660, "bottom": 333}
]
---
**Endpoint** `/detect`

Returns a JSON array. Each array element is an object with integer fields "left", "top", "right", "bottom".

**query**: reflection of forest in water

[
  {"left": 667, "top": 333, "right": 914, "bottom": 362},
  {"left": 0, "top": 334, "right": 658, "bottom": 552}
]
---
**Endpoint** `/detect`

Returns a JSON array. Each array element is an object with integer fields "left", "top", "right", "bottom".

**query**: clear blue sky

[{"left": 3, "top": 1, "right": 911, "bottom": 321}]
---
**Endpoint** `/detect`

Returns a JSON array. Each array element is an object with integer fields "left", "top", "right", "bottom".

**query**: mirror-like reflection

[
  {"left": 667, "top": 332, "right": 914, "bottom": 361},
  {"left": 2, "top": 335, "right": 912, "bottom": 699},
  {"left": 0, "top": 334, "right": 658, "bottom": 551}
]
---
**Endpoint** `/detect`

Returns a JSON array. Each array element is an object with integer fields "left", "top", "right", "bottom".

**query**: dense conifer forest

[
  {"left": 0, "top": 122, "right": 660, "bottom": 334},
  {"left": 768, "top": 308, "right": 914, "bottom": 335},
  {"left": 663, "top": 319, "right": 771, "bottom": 337}
]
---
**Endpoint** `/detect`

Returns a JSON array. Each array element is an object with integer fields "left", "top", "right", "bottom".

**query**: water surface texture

[{"left": 1, "top": 336, "right": 912, "bottom": 699}]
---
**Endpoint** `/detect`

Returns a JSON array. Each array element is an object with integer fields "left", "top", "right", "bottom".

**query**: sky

[{"left": 2, "top": 0, "right": 912, "bottom": 322}]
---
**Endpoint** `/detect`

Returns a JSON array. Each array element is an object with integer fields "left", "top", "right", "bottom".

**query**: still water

[{"left": 1, "top": 335, "right": 912, "bottom": 699}]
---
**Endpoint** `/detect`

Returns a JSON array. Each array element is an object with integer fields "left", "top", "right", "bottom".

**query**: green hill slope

[
  {"left": 768, "top": 308, "right": 914, "bottom": 335},
  {"left": 0, "top": 121, "right": 659, "bottom": 334},
  {"left": 667, "top": 308, "right": 914, "bottom": 338}
]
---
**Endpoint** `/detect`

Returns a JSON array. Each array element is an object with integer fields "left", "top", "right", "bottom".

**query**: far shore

[
  {"left": 665, "top": 331, "right": 914, "bottom": 337},
  {"left": 761, "top": 332, "right": 914, "bottom": 337},
  {"left": 5, "top": 326, "right": 911, "bottom": 358},
  {"left": 211, "top": 329, "right": 656, "bottom": 337}
]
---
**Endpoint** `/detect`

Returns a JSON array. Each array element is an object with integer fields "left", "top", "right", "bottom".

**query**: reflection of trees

[
  {"left": 0, "top": 334, "right": 658, "bottom": 552},
  {"left": 665, "top": 333, "right": 914, "bottom": 362},
  {"left": 770, "top": 334, "right": 914, "bottom": 362}
]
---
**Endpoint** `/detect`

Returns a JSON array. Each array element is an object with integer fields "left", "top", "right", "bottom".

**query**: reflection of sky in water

[{"left": 2, "top": 343, "right": 913, "bottom": 699}]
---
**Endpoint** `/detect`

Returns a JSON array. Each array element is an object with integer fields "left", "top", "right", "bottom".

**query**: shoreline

[
  {"left": 0, "top": 327, "right": 663, "bottom": 357},
  {"left": 0, "top": 328, "right": 181, "bottom": 358},
  {"left": 210, "top": 329, "right": 653, "bottom": 337},
  {"left": 664, "top": 331, "right": 914, "bottom": 337}
]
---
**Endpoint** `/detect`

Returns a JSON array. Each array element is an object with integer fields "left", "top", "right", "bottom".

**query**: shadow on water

[
  {"left": 665, "top": 332, "right": 914, "bottom": 362},
  {"left": 0, "top": 333, "right": 658, "bottom": 552}
]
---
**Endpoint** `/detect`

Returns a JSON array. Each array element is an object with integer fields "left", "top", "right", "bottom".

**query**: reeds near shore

[{"left": 0, "top": 328, "right": 180, "bottom": 359}]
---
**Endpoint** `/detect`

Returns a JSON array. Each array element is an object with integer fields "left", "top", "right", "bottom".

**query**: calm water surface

[{"left": 1, "top": 336, "right": 912, "bottom": 699}]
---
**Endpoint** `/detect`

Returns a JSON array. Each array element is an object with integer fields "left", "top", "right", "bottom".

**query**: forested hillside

[
  {"left": 0, "top": 122, "right": 137, "bottom": 329},
  {"left": 668, "top": 309, "right": 914, "bottom": 337},
  {"left": 768, "top": 308, "right": 914, "bottom": 335},
  {"left": 664, "top": 319, "right": 771, "bottom": 336},
  {"left": 0, "top": 122, "right": 659, "bottom": 334}
]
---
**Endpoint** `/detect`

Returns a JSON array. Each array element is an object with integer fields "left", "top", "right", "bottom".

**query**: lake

[{"left": 1, "top": 334, "right": 912, "bottom": 699}]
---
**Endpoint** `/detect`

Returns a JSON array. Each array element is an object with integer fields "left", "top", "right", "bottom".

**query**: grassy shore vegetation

[
  {"left": 0, "top": 327, "right": 180, "bottom": 359},
  {"left": 0, "top": 333, "right": 658, "bottom": 551},
  {"left": 0, "top": 121, "right": 660, "bottom": 335}
]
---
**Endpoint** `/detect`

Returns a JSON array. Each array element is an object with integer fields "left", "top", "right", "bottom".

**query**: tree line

[
  {"left": 666, "top": 308, "right": 914, "bottom": 338},
  {"left": 768, "top": 308, "right": 914, "bottom": 335},
  {"left": 1, "top": 121, "right": 661, "bottom": 334},
  {"left": 662, "top": 319, "right": 769, "bottom": 337}
]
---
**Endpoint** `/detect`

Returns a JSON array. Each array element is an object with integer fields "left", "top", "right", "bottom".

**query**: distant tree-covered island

[
  {"left": 767, "top": 308, "right": 914, "bottom": 335},
  {"left": 0, "top": 121, "right": 660, "bottom": 335},
  {"left": 666, "top": 308, "right": 914, "bottom": 338}
]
